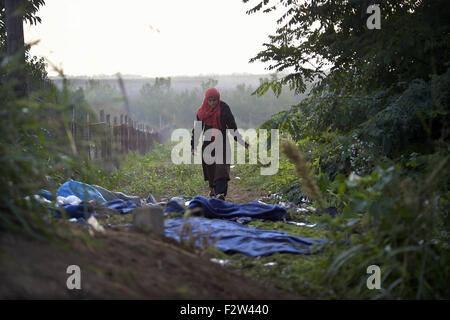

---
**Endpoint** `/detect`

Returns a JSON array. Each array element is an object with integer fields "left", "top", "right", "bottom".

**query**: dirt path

[{"left": 226, "top": 178, "right": 266, "bottom": 204}]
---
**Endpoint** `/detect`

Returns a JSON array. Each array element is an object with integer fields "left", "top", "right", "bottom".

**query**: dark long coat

[{"left": 191, "top": 101, "right": 243, "bottom": 186}]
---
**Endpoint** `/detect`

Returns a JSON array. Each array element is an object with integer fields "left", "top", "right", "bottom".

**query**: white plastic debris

[
  {"left": 235, "top": 177, "right": 241, "bottom": 180},
  {"left": 87, "top": 216, "right": 105, "bottom": 233},
  {"left": 33, "top": 194, "right": 52, "bottom": 204},
  {"left": 286, "top": 221, "right": 317, "bottom": 228},
  {"left": 263, "top": 262, "right": 277, "bottom": 267},
  {"left": 56, "top": 195, "right": 82, "bottom": 206},
  {"left": 349, "top": 172, "right": 361, "bottom": 182},
  {"left": 210, "top": 258, "right": 230, "bottom": 266}
]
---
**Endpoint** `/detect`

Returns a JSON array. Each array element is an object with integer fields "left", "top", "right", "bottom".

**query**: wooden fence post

[
  {"left": 85, "top": 112, "right": 91, "bottom": 159},
  {"left": 70, "top": 105, "right": 77, "bottom": 153},
  {"left": 113, "top": 116, "right": 118, "bottom": 155},
  {"left": 124, "top": 115, "right": 129, "bottom": 153},
  {"left": 120, "top": 114, "right": 124, "bottom": 153},
  {"left": 68, "top": 106, "right": 159, "bottom": 160},
  {"left": 106, "top": 114, "right": 111, "bottom": 160}
]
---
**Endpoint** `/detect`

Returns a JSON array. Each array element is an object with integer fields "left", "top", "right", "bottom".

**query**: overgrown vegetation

[
  {"left": 1, "top": 0, "right": 449, "bottom": 300},
  {"left": 0, "top": 51, "right": 109, "bottom": 236},
  {"left": 0, "top": 0, "right": 107, "bottom": 236},
  {"left": 99, "top": 142, "right": 208, "bottom": 201},
  {"left": 241, "top": 0, "right": 450, "bottom": 299}
]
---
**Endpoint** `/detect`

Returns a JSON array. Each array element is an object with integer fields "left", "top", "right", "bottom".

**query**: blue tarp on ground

[
  {"left": 103, "top": 199, "right": 137, "bottom": 214},
  {"left": 187, "top": 196, "right": 288, "bottom": 221},
  {"left": 60, "top": 203, "right": 94, "bottom": 219},
  {"left": 164, "top": 217, "right": 326, "bottom": 257},
  {"left": 57, "top": 179, "right": 106, "bottom": 204},
  {"left": 56, "top": 180, "right": 138, "bottom": 214}
]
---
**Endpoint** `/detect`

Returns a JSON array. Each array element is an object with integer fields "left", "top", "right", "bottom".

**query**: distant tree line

[{"left": 77, "top": 76, "right": 304, "bottom": 131}]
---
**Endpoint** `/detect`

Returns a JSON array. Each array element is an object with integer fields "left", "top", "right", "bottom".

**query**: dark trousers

[{"left": 214, "top": 178, "right": 228, "bottom": 196}]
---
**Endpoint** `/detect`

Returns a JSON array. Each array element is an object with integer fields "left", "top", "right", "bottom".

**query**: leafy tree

[
  {"left": 0, "top": 0, "right": 46, "bottom": 50},
  {"left": 0, "top": 0, "right": 49, "bottom": 92},
  {"left": 200, "top": 78, "right": 218, "bottom": 91},
  {"left": 245, "top": 0, "right": 450, "bottom": 299},
  {"left": 244, "top": 0, "right": 450, "bottom": 93}
]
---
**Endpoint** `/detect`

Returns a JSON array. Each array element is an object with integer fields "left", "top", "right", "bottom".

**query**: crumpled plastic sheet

[
  {"left": 164, "top": 217, "right": 327, "bottom": 257},
  {"left": 57, "top": 179, "right": 107, "bottom": 203},
  {"left": 164, "top": 196, "right": 192, "bottom": 214},
  {"left": 92, "top": 184, "right": 142, "bottom": 206},
  {"left": 188, "top": 196, "right": 288, "bottom": 221},
  {"left": 102, "top": 199, "right": 137, "bottom": 214}
]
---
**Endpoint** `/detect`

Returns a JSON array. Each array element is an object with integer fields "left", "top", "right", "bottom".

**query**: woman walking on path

[{"left": 191, "top": 88, "right": 249, "bottom": 201}]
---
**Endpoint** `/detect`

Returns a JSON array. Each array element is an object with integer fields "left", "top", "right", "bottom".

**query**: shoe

[{"left": 216, "top": 194, "right": 225, "bottom": 201}]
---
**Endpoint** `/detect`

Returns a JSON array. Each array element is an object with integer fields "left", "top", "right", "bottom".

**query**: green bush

[
  {"left": 0, "top": 51, "right": 106, "bottom": 236},
  {"left": 318, "top": 159, "right": 449, "bottom": 299}
]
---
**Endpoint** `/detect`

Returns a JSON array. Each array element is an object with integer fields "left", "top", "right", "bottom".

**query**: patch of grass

[
  {"left": 225, "top": 252, "right": 330, "bottom": 299},
  {"left": 248, "top": 220, "right": 327, "bottom": 239},
  {"left": 203, "top": 149, "right": 334, "bottom": 298},
  {"left": 233, "top": 157, "right": 301, "bottom": 203},
  {"left": 99, "top": 142, "right": 208, "bottom": 201}
]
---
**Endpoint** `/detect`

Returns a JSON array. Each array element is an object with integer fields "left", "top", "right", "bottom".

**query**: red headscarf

[{"left": 197, "top": 88, "right": 222, "bottom": 130}]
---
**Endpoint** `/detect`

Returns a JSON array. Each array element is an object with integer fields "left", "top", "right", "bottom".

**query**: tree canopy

[
  {"left": 0, "top": 0, "right": 46, "bottom": 49},
  {"left": 244, "top": 0, "right": 450, "bottom": 93}
]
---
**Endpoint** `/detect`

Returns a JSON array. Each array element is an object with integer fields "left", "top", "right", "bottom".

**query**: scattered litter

[
  {"left": 286, "top": 221, "right": 317, "bottom": 228},
  {"left": 106, "top": 223, "right": 133, "bottom": 229},
  {"left": 145, "top": 193, "right": 157, "bottom": 205},
  {"left": 235, "top": 177, "right": 241, "bottom": 180},
  {"left": 269, "top": 193, "right": 282, "bottom": 200},
  {"left": 87, "top": 216, "right": 105, "bottom": 233},
  {"left": 37, "top": 189, "right": 53, "bottom": 201},
  {"left": 210, "top": 258, "right": 231, "bottom": 266},
  {"left": 230, "top": 165, "right": 235, "bottom": 169},
  {"left": 349, "top": 172, "right": 361, "bottom": 182},
  {"left": 25, "top": 195, "right": 50, "bottom": 204},
  {"left": 278, "top": 201, "right": 297, "bottom": 209},
  {"left": 164, "top": 197, "right": 186, "bottom": 214},
  {"left": 232, "top": 217, "right": 252, "bottom": 224},
  {"left": 263, "top": 262, "right": 277, "bottom": 267},
  {"left": 56, "top": 195, "right": 82, "bottom": 206}
]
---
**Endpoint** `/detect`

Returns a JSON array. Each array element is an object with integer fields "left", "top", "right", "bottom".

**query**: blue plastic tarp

[
  {"left": 187, "top": 196, "right": 288, "bottom": 221},
  {"left": 60, "top": 203, "right": 94, "bottom": 219},
  {"left": 56, "top": 179, "right": 106, "bottom": 203},
  {"left": 164, "top": 198, "right": 186, "bottom": 214},
  {"left": 102, "top": 199, "right": 137, "bottom": 214},
  {"left": 164, "top": 217, "right": 327, "bottom": 257}
]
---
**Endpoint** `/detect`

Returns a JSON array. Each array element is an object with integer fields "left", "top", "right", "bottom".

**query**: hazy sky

[{"left": 24, "top": 0, "right": 281, "bottom": 77}]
